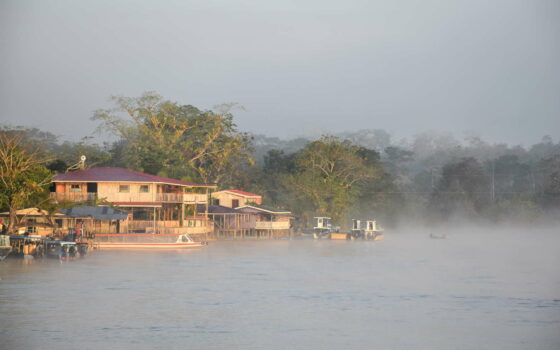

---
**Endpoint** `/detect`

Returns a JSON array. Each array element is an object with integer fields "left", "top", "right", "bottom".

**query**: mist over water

[{"left": 1, "top": 227, "right": 559, "bottom": 350}]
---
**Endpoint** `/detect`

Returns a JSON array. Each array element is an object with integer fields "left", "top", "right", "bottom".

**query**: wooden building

[
  {"left": 0, "top": 208, "right": 59, "bottom": 236},
  {"left": 51, "top": 167, "right": 216, "bottom": 238},
  {"left": 211, "top": 190, "right": 262, "bottom": 208},
  {"left": 236, "top": 204, "right": 293, "bottom": 238},
  {"left": 0, "top": 206, "right": 129, "bottom": 239},
  {"left": 201, "top": 205, "right": 255, "bottom": 239}
]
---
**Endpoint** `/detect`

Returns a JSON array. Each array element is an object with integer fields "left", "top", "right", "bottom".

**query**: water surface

[{"left": 1, "top": 228, "right": 559, "bottom": 349}]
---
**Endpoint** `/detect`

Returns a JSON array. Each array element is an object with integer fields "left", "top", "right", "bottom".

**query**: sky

[{"left": 1, "top": 0, "right": 559, "bottom": 146}]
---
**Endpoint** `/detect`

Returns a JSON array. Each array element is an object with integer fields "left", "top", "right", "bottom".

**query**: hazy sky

[{"left": 1, "top": 0, "right": 559, "bottom": 145}]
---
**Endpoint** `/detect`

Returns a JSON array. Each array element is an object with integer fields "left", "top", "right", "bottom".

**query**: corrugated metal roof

[
  {"left": 236, "top": 204, "right": 292, "bottom": 215},
  {"left": 54, "top": 167, "right": 214, "bottom": 187},
  {"left": 0, "top": 208, "right": 60, "bottom": 216},
  {"left": 58, "top": 206, "right": 129, "bottom": 220},
  {"left": 215, "top": 189, "right": 261, "bottom": 197},
  {"left": 196, "top": 204, "right": 240, "bottom": 214}
]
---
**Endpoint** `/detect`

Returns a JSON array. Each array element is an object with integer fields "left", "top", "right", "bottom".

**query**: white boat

[
  {"left": 351, "top": 219, "right": 384, "bottom": 240},
  {"left": 93, "top": 233, "right": 207, "bottom": 249}
]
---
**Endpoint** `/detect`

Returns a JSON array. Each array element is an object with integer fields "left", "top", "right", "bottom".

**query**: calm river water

[{"left": 1, "top": 227, "right": 559, "bottom": 350}]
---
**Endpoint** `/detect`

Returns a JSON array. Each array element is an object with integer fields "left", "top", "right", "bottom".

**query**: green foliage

[
  {"left": 0, "top": 129, "right": 53, "bottom": 233},
  {"left": 92, "top": 92, "right": 253, "bottom": 184},
  {"left": 429, "top": 157, "right": 490, "bottom": 218},
  {"left": 538, "top": 155, "right": 560, "bottom": 208},
  {"left": 279, "top": 136, "right": 389, "bottom": 224}
]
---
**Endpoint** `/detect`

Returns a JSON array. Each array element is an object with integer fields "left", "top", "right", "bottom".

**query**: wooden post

[
  {"left": 181, "top": 203, "right": 185, "bottom": 227},
  {"left": 153, "top": 207, "right": 156, "bottom": 233}
]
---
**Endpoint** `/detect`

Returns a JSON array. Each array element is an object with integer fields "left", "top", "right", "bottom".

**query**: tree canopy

[
  {"left": 0, "top": 129, "right": 52, "bottom": 233},
  {"left": 92, "top": 92, "right": 253, "bottom": 184}
]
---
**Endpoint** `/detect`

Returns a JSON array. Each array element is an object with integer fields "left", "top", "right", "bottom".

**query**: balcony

[
  {"left": 127, "top": 219, "right": 213, "bottom": 234},
  {"left": 51, "top": 192, "right": 208, "bottom": 204},
  {"left": 155, "top": 193, "right": 207, "bottom": 203},
  {"left": 50, "top": 192, "right": 97, "bottom": 202},
  {"left": 254, "top": 221, "right": 291, "bottom": 230}
]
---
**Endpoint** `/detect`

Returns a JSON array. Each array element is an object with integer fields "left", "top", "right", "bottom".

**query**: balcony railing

[
  {"left": 254, "top": 221, "right": 291, "bottom": 230},
  {"left": 51, "top": 192, "right": 208, "bottom": 203},
  {"left": 50, "top": 192, "right": 97, "bottom": 202},
  {"left": 155, "top": 193, "right": 207, "bottom": 203},
  {"left": 127, "top": 219, "right": 212, "bottom": 234}
]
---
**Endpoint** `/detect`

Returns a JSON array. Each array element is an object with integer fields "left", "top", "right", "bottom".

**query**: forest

[{"left": 1, "top": 92, "right": 559, "bottom": 230}]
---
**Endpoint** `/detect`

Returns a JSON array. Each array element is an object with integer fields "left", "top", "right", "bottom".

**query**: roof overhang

[
  {"left": 52, "top": 179, "right": 216, "bottom": 189},
  {"left": 212, "top": 190, "right": 261, "bottom": 198},
  {"left": 236, "top": 205, "right": 291, "bottom": 215},
  {"left": 112, "top": 202, "right": 163, "bottom": 208}
]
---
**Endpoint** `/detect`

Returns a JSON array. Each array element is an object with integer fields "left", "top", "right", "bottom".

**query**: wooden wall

[{"left": 211, "top": 192, "right": 262, "bottom": 208}]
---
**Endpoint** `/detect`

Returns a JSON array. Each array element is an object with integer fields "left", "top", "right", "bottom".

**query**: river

[{"left": 1, "top": 227, "right": 559, "bottom": 349}]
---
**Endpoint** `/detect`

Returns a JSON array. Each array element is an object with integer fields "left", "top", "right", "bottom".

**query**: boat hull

[
  {"left": 331, "top": 233, "right": 350, "bottom": 240},
  {"left": 93, "top": 233, "right": 206, "bottom": 249},
  {"left": 0, "top": 246, "right": 11, "bottom": 260},
  {"left": 97, "top": 242, "right": 206, "bottom": 249}
]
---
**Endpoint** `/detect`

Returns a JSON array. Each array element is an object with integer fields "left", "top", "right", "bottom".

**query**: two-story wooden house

[{"left": 51, "top": 167, "right": 216, "bottom": 237}]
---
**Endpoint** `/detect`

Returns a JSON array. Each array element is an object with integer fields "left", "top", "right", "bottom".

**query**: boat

[
  {"left": 0, "top": 235, "right": 11, "bottom": 260},
  {"left": 8, "top": 235, "right": 45, "bottom": 259},
  {"left": 351, "top": 219, "right": 384, "bottom": 241},
  {"left": 45, "top": 240, "right": 81, "bottom": 260},
  {"left": 313, "top": 217, "right": 336, "bottom": 239},
  {"left": 92, "top": 233, "right": 207, "bottom": 249},
  {"left": 77, "top": 242, "right": 89, "bottom": 257},
  {"left": 430, "top": 233, "right": 447, "bottom": 239}
]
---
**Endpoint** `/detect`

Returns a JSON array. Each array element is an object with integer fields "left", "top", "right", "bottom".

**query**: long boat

[{"left": 92, "top": 233, "right": 207, "bottom": 249}]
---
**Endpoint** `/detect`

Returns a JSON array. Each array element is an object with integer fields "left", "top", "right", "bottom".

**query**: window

[
  {"left": 27, "top": 219, "right": 36, "bottom": 233},
  {"left": 232, "top": 199, "right": 239, "bottom": 208},
  {"left": 140, "top": 185, "right": 149, "bottom": 193},
  {"left": 70, "top": 184, "right": 81, "bottom": 192},
  {"left": 213, "top": 199, "right": 220, "bottom": 206},
  {"left": 119, "top": 185, "right": 130, "bottom": 193}
]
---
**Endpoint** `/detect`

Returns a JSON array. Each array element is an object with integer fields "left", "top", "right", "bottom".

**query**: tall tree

[
  {"left": 0, "top": 130, "right": 52, "bottom": 234},
  {"left": 283, "top": 136, "right": 383, "bottom": 224},
  {"left": 429, "top": 157, "right": 490, "bottom": 219},
  {"left": 92, "top": 92, "right": 252, "bottom": 183}
]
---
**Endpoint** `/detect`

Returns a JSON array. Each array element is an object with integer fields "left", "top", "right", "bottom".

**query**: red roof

[
  {"left": 54, "top": 167, "right": 213, "bottom": 187},
  {"left": 224, "top": 189, "right": 261, "bottom": 197}
]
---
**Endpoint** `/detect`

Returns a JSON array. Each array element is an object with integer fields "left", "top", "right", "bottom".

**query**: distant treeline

[{"left": 2, "top": 92, "right": 559, "bottom": 228}]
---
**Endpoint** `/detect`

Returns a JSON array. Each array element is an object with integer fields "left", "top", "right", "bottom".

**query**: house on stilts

[{"left": 50, "top": 167, "right": 216, "bottom": 241}]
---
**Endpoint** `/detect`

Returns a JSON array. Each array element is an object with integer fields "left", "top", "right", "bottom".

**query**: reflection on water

[{"left": 1, "top": 228, "right": 559, "bottom": 350}]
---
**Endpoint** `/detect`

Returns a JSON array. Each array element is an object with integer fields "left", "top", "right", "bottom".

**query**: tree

[
  {"left": 429, "top": 157, "right": 490, "bottom": 219},
  {"left": 538, "top": 154, "right": 560, "bottom": 208},
  {"left": 92, "top": 92, "right": 253, "bottom": 183},
  {"left": 283, "top": 136, "right": 383, "bottom": 224},
  {"left": 384, "top": 146, "right": 415, "bottom": 188},
  {"left": 0, "top": 130, "right": 52, "bottom": 234}
]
